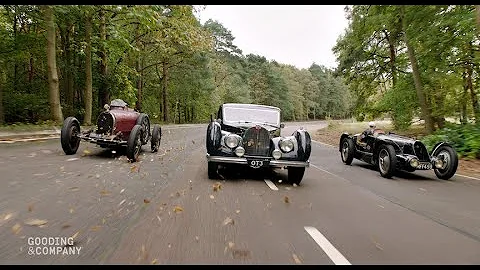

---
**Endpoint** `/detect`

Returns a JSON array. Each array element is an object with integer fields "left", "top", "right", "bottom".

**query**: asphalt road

[{"left": 1, "top": 121, "right": 480, "bottom": 264}]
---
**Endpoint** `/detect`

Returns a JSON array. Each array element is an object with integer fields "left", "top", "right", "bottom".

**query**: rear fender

[
  {"left": 206, "top": 121, "right": 222, "bottom": 154},
  {"left": 293, "top": 129, "right": 311, "bottom": 161}
]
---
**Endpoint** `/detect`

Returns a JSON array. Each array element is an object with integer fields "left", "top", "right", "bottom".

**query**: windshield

[{"left": 223, "top": 106, "right": 280, "bottom": 127}]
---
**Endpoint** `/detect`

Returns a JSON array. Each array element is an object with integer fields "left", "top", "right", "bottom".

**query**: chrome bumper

[{"left": 206, "top": 154, "right": 309, "bottom": 168}]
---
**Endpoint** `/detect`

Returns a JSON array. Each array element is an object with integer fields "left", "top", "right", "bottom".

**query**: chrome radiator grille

[
  {"left": 242, "top": 126, "right": 270, "bottom": 156},
  {"left": 96, "top": 112, "right": 114, "bottom": 135},
  {"left": 414, "top": 142, "right": 430, "bottom": 161}
]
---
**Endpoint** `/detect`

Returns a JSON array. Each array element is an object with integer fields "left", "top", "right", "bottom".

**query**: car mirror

[
  {"left": 280, "top": 123, "right": 285, "bottom": 128},
  {"left": 104, "top": 104, "right": 110, "bottom": 111}
]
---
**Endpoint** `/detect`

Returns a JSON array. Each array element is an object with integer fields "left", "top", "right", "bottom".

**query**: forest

[
  {"left": 0, "top": 5, "right": 352, "bottom": 127},
  {"left": 1, "top": 5, "right": 479, "bottom": 157}
]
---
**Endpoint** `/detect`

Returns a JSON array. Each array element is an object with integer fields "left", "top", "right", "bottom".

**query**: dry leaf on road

[
  {"left": 25, "top": 219, "right": 48, "bottom": 226},
  {"left": 222, "top": 217, "right": 234, "bottom": 226}
]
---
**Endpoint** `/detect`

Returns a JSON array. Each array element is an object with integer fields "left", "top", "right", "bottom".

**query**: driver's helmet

[
  {"left": 110, "top": 99, "right": 128, "bottom": 108},
  {"left": 368, "top": 121, "right": 376, "bottom": 129}
]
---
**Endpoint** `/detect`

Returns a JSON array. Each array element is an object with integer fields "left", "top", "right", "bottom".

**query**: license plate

[
  {"left": 417, "top": 162, "right": 432, "bottom": 170},
  {"left": 247, "top": 159, "right": 269, "bottom": 169}
]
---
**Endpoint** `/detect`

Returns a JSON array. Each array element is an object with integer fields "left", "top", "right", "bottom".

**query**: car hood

[{"left": 377, "top": 133, "right": 417, "bottom": 146}]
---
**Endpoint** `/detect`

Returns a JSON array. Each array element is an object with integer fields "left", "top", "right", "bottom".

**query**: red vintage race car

[{"left": 60, "top": 99, "right": 162, "bottom": 162}]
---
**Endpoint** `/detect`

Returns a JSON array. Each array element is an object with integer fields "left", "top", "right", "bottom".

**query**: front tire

[
  {"left": 151, "top": 124, "right": 162, "bottom": 153},
  {"left": 208, "top": 161, "right": 219, "bottom": 179},
  {"left": 136, "top": 113, "right": 150, "bottom": 145},
  {"left": 127, "top": 124, "right": 144, "bottom": 162},
  {"left": 433, "top": 145, "right": 458, "bottom": 180},
  {"left": 340, "top": 137, "right": 355, "bottom": 165},
  {"left": 377, "top": 144, "right": 397, "bottom": 178},
  {"left": 61, "top": 117, "right": 81, "bottom": 155},
  {"left": 288, "top": 166, "right": 306, "bottom": 185}
]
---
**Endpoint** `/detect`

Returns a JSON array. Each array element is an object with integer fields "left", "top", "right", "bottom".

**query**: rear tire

[
  {"left": 151, "top": 124, "right": 162, "bottom": 153},
  {"left": 127, "top": 124, "right": 144, "bottom": 162},
  {"left": 377, "top": 144, "right": 397, "bottom": 178},
  {"left": 208, "top": 161, "right": 219, "bottom": 179},
  {"left": 433, "top": 145, "right": 458, "bottom": 180},
  {"left": 340, "top": 137, "right": 355, "bottom": 165},
  {"left": 288, "top": 166, "right": 306, "bottom": 185},
  {"left": 61, "top": 117, "right": 81, "bottom": 155}
]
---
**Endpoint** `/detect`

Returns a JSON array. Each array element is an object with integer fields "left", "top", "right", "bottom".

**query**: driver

[{"left": 357, "top": 121, "right": 376, "bottom": 146}]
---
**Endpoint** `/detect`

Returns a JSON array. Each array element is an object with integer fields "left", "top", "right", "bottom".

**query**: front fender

[
  {"left": 206, "top": 121, "right": 222, "bottom": 154},
  {"left": 293, "top": 129, "right": 311, "bottom": 161},
  {"left": 431, "top": 141, "right": 452, "bottom": 156}
]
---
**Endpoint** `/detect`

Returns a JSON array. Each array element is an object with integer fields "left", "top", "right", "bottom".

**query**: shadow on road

[{"left": 354, "top": 163, "right": 436, "bottom": 181}]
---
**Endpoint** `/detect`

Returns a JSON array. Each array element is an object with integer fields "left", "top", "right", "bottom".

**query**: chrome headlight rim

[
  {"left": 279, "top": 138, "right": 294, "bottom": 153},
  {"left": 409, "top": 157, "right": 419, "bottom": 168},
  {"left": 224, "top": 134, "right": 240, "bottom": 149},
  {"left": 272, "top": 149, "right": 282, "bottom": 160}
]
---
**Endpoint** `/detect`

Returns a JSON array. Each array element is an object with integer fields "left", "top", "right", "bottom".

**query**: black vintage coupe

[
  {"left": 206, "top": 103, "right": 311, "bottom": 185},
  {"left": 339, "top": 128, "right": 458, "bottom": 180}
]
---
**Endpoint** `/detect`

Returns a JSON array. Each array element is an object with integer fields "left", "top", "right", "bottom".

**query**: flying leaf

[
  {"left": 25, "top": 219, "right": 48, "bottom": 226},
  {"left": 12, "top": 223, "right": 22, "bottom": 235}
]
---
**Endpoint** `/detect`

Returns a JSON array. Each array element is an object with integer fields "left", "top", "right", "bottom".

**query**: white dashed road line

[
  {"left": 304, "top": 226, "right": 351, "bottom": 265},
  {"left": 264, "top": 179, "right": 279, "bottom": 190}
]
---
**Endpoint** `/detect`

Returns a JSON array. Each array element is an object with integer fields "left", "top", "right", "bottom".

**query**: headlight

[
  {"left": 235, "top": 146, "right": 245, "bottom": 157},
  {"left": 279, "top": 138, "right": 294, "bottom": 153},
  {"left": 272, "top": 149, "right": 282, "bottom": 160},
  {"left": 434, "top": 158, "right": 444, "bottom": 169},
  {"left": 409, "top": 158, "right": 419, "bottom": 168},
  {"left": 225, "top": 134, "right": 240, "bottom": 148}
]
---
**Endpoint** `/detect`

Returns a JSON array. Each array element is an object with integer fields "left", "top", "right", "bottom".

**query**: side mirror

[
  {"left": 104, "top": 104, "right": 110, "bottom": 111},
  {"left": 280, "top": 123, "right": 285, "bottom": 128}
]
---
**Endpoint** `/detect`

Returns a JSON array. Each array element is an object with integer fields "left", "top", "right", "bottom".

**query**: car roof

[{"left": 222, "top": 103, "right": 281, "bottom": 111}]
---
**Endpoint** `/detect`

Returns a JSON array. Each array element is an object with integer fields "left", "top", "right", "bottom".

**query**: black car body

[
  {"left": 339, "top": 129, "right": 458, "bottom": 180},
  {"left": 206, "top": 103, "right": 311, "bottom": 184}
]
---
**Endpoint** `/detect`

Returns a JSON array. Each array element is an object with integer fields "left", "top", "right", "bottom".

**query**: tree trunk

[
  {"left": 44, "top": 5, "right": 63, "bottom": 122},
  {"left": 98, "top": 8, "right": 109, "bottom": 108},
  {"left": 84, "top": 12, "right": 93, "bottom": 125},
  {"left": 162, "top": 62, "right": 169, "bottom": 123},
  {"left": 0, "top": 69, "right": 4, "bottom": 124},
  {"left": 401, "top": 7, "right": 434, "bottom": 134}
]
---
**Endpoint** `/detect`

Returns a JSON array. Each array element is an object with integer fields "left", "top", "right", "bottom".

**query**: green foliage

[{"left": 421, "top": 123, "right": 480, "bottom": 158}]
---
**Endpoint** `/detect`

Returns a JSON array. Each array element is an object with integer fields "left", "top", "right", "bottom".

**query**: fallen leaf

[
  {"left": 195, "top": 196, "right": 200, "bottom": 201},
  {"left": 69, "top": 208, "right": 74, "bottom": 214},
  {"left": 228, "top": 241, "right": 235, "bottom": 249},
  {"left": 292, "top": 253, "right": 302, "bottom": 264},
  {"left": 151, "top": 259, "right": 158, "bottom": 265},
  {"left": 195, "top": 236, "right": 199, "bottom": 242},
  {"left": 61, "top": 224, "right": 71, "bottom": 229},
  {"left": 4, "top": 213, "right": 12, "bottom": 220},
  {"left": 284, "top": 196, "right": 290, "bottom": 204},
  {"left": 71, "top": 231, "right": 80, "bottom": 239},
  {"left": 144, "top": 199, "right": 151, "bottom": 204},
  {"left": 25, "top": 219, "right": 48, "bottom": 226},
  {"left": 118, "top": 199, "right": 126, "bottom": 207},
  {"left": 293, "top": 183, "right": 298, "bottom": 187},
  {"left": 213, "top": 182, "right": 222, "bottom": 192},
  {"left": 278, "top": 180, "right": 282, "bottom": 183},
  {"left": 100, "top": 190, "right": 110, "bottom": 196},
  {"left": 12, "top": 223, "right": 22, "bottom": 235},
  {"left": 28, "top": 204, "right": 33, "bottom": 212},
  {"left": 83, "top": 149, "right": 91, "bottom": 155},
  {"left": 175, "top": 191, "right": 181, "bottom": 197},
  {"left": 68, "top": 187, "right": 79, "bottom": 192},
  {"left": 67, "top": 158, "right": 79, "bottom": 161},
  {"left": 235, "top": 210, "right": 240, "bottom": 214},
  {"left": 120, "top": 188, "right": 125, "bottom": 194},
  {"left": 173, "top": 206, "right": 183, "bottom": 213},
  {"left": 90, "top": 225, "right": 102, "bottom": 231},
  {"left": 192, "top": 140, "right": 195, "bottom": 144},
  {"left": 222, "top": 217, "right": 234, "bottom": 226},
  {"left": 209, "top": 195, "right": 215, "bottom": 199},
  {"left": 130, "top": 165, "right": 138, "bottom": 173}
]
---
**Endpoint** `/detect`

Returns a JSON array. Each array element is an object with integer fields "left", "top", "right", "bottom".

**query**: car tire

[
  {"left": 151, "top": 124, "right": 162, "bottom": 153},
  {"left": 377, "top": 144, "right": 397, "bottom": 178},
  {"left": 208, "top": 161, "right": 219, "bottom": 179},
  {"left": 61, "top": 116, "right": 81, "bottom": 155},
  {"left": 127, "top": 124, "right": 144, "bottom": 162},
  {"left": 288, "top": 166, "right": 305, "bottom": 185},
  {"left": 433, "top": 145, "right": 458, "bottom": 180},
  {"left": 136, "top": 113, "right": 150, "bottom": 145},
  {"left": 340, "top": 137, "right": 355, "bottom": 165}
]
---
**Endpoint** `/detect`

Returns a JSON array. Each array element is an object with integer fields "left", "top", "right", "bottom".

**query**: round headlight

[
  {"left": 235, "top": 146, "right": 245, "bottom": 157},
  {"left": 225, "top": 135, "right": 240, "bottom": 148},
  {"left": 279, "top": 138, "right": 294, "bottom": 153},
  {"left": 434, "top": 158, "right": 444, "bottom": 169},
  {"left": 409, "top": 158, "right": 419, "bottom": 168},
  {"left": 272, "top": 149, "right": 282, "bottom": 160}
]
